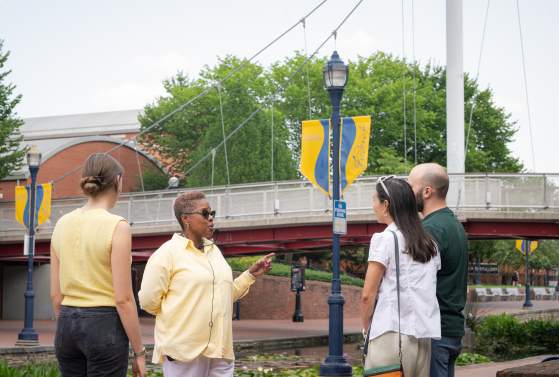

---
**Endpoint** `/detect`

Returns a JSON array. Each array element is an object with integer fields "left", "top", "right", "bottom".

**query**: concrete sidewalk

[
  {"left": 0, "top": 300, "right": 555, "bottom": 347},
  {"left": 0, "top": 317, "right": 364, "bottom": 347},
  {"left": 0, "top": 300, "right": 556, "bottom": 376},
  {"left": 455, "top": 355, "right": 554, "bottom": 377}
]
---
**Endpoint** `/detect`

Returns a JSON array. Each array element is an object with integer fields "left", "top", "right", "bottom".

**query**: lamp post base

[
  {"left": 15, "top": 330, "right": 39, "bottom": 347},
  {"left": 16, "top": 327, "right": 39, "bottom": 347},
  {"left": 319, "top": 357, "right": 353, "bottom": 376},
  {"left": 293, "top": 290, "right": 304, "bottom": 322}
]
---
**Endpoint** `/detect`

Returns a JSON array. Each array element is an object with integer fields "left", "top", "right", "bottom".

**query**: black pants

[{"left": 55, "top": 306, "right": 129, "bottom": 377}]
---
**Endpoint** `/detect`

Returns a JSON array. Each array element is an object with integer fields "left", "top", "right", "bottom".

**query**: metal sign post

[{"left": 523, "top": 240, "right": 533, "bottom": 308}]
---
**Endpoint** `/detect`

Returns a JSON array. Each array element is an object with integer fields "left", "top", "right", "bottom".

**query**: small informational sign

[
  {"left": 23, "top": 235, "right": 32, "bottom": 256},
  {"left": 290, "top": 265, "right": 306, "bottom": 292},
  {"left": 333, "top": 199, "right": 347, "bottom": 235},
  {"left": 468, "top": 263, "right": 499, "bottom": 274}
]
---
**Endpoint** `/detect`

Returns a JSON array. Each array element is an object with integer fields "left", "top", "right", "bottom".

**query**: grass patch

[
  {"left": 228, "top": 257, "right": 364, "bottom": 287},
  {"left": 0, "top": 363, "right": 364, "bottom": 377},
  {"left": 456, "top": 352, "right": 491, "bottom": 366}
]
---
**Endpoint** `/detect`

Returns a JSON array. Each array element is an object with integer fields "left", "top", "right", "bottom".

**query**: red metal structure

[{"left": 1, "top": 219, "right": 558, "bottom": 262}]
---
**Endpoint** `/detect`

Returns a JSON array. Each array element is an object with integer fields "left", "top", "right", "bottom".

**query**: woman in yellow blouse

[
  {"left": 139, "top": 191, "right": 274, "bottom": 377},
  {"left": 50, "top": 154, "right": 146, "bottom": 377}
]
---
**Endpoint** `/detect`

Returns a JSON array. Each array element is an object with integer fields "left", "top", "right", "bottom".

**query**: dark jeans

[
  {"left": 430, "top": 336, "right": 462, "bottom": 377},
  {"left": 55, "top": 306, "right": 129, "bottom": 377}
]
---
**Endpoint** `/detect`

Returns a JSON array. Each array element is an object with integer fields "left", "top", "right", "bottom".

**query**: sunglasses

[
  {"left": 182, "top": 208, "right": 216, "bottom": 220},
  {"left": 377, "top": 175, "right": 396, "bottom": 199}
]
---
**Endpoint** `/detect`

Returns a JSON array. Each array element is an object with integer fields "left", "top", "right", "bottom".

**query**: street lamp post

[
  {"left": 319, "top": 51, "right": 353, "bottom": 377},
  {"left": 523, "top": 240, "right": 533, "bottom": 308},
  {"left": 16, "top": 147, "right": 41, "bottom": 346}
]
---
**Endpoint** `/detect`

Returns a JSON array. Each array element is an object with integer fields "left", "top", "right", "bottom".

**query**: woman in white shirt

[{"left": 360, "top": 176, "right": 441, "bottom": 377}]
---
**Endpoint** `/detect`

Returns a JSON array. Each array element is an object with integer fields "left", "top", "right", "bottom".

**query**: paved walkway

[
  {"left": 0, "top": 317, "right": 364, "bottom": 347},
  {"left": 474, "top": 300, "right": 558, "bottom": 317},
  {"left": 0, "top": 300, "right": 554, "bottom": 347},
  {"left": 455, "top": 355, "right": 554, "bottom": 377},
  {"left": 0, "top": 301, "right": 556, "bottom": 376}
]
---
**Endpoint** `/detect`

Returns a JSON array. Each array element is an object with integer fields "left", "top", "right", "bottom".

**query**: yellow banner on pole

[
  {"left": 340, "top": 115, "right": 371, "bottom": 193},
  {"left": 15, "top": 183, "right": 52, "bottom": 229},
  {"left": 300, "top": 119, "right": 330, "bottom": 197},
  {"left": 515, "top": 240, "right": 538, "bottom": 255}
]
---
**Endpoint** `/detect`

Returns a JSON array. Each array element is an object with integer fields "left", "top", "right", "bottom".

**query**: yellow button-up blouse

[{"left": 138, "top": 233, "right": 255, "bottom": 363}]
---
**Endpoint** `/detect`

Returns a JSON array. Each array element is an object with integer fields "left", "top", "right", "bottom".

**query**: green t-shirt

[{"left": 423, "top": 207, "right": 468, "bottom": 337}]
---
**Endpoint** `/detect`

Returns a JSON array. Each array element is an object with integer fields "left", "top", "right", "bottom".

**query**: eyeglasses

[
  {"left": 377, "top": 175, "right": 395, "bottom": 199},
  {"left": 182, "top": 209, "right": 216, "bottom": 220}
]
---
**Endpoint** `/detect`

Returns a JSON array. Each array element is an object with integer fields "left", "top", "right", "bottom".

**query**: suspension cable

[
  {"left": 465, "top": 0, "right": 490, "bottom": 160},
  {"left": 133, "top": 141, "right": 145, "bottom": 191},
  {"left": 401, "top": 0, "right": 408, "bottom": 165},
  {"left": 217, "top": 84, "right": 231, "bottom": 185},
  {"left": 457, "top": 0, "right": 491, "bottom": 213},
  {"left": 183, "top": 0, "right": 367, "bottom": 177},
  {"left": 515, "top": 0, "right": 536, "bottom": 172},
  {"left": 411, "top": 0, "right": 418, "bottom": 165},
  {"left": 49, "top": 0, "right": 330, "bottom": 185},
  {"left": 303, "top": 19, "right": 313, "bottom": 120},
  {"left": 270, "top": 99, "right": 275, "bottom": 182}
]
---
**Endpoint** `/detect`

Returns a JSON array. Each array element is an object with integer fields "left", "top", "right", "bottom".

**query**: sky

[{"left": 1, "top": 0, "right": 557, "bottom": 172}]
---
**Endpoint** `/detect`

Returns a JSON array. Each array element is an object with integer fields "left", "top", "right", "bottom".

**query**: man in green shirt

[{"left": 408, "top": 163, "right": 468, "bottom": 377}]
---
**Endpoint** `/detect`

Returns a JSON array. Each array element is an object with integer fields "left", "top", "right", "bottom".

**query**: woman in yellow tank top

[{"left": 50, "top": 153, "right": 146, "bottom": 377}]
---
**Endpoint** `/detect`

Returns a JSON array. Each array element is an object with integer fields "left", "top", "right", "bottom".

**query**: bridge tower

[{"left": 446, "top": 0, "right": 465, "bottom": 207}]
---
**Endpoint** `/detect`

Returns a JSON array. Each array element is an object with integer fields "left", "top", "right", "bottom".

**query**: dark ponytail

[{"left": 376, "top": 178, "right": 437, "bottom": 263}]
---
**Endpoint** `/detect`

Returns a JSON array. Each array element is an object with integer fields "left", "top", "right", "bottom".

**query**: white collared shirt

[{"left": 368, "top": 223, "right": 441, "bottom": 340}]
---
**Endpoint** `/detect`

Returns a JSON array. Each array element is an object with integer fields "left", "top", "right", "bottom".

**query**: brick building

[
  {"left": 0, "top": 109, "right": 164, "bottom": 201},
  {"left": 0, "top": 109, "right": 166, "bottom": 320}
]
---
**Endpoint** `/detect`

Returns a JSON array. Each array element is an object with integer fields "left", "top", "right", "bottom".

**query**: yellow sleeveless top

[{"left": 51, "top": 208, "right": 126, "bottom": 307}]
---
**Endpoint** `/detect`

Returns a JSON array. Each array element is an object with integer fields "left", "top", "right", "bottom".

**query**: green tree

[
  {"left": 0, "top": 40, "right": 26, "bottom": 179},
  {"left": 139, "top": 52, "right": 523, "bottom": 187},
  {"left": 139, "top": 167, "right": 169, "bottom": 191},
  {"left": 274, "top": 52, "right": 521, "bottom": 174},
  {"left": 139, "top": 57, "right": 297, "bottom": 187}
]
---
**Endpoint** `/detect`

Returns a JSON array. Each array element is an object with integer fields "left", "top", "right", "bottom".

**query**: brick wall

[
  {"left": 0, "top": 141, "right": 162, "bottom": 201},
  {"left": 237, "top": 274, "right": 362, "bottom": 320}
]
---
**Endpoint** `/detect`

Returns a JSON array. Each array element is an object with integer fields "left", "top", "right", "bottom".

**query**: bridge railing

[{"left": 1, "top": 173, "right": 558, "bottom": 236}]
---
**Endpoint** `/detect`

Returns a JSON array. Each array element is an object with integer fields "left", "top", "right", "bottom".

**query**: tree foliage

[
  {"left": 0, "top": 40, "right": 26, "bottom": 179},
  {"left": 477, "top": 239, "right": 559, "bottom": 271},
  {"left": 139, "top": 52, "right": 522, "bottom": 187}
]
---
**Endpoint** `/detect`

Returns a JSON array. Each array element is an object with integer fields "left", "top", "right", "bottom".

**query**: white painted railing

[{"left": 1, "top": 174, "right": 558, "bottom": 235}]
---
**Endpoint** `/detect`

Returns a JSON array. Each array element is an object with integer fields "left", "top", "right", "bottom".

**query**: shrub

[
  {"left": 228, "top": 257, "right": 364, "bottom": 287},
  {"left": 474, "top": 314, "right": 559, "bottom": 360}
]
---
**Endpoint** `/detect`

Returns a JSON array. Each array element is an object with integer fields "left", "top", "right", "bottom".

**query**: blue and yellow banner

[
  {"left": 340, "top": 116, "right": 371, "bottom": 193},
  {"left": 300, "top": 119, "right": 330, "bottom": 196},
  {"left": 15, "top": 183, "right": 52, "bottom": 229}
]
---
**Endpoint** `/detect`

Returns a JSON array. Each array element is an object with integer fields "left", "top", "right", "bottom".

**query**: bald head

[{"left": 409, "top": 163, "right": 449, "bottom": 200}]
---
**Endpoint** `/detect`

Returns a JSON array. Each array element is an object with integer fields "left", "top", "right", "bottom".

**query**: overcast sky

[{"left": 1, "top": 0, "right": 557, "bottom": 172}]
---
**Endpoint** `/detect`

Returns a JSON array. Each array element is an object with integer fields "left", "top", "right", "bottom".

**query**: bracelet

[{"left": 133, "top": 346, "right": 146, "bottom": 358}]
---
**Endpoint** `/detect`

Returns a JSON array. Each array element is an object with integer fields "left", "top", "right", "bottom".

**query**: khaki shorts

[{"left": 365, "top": 331, "right": 431, "bottom": 377}]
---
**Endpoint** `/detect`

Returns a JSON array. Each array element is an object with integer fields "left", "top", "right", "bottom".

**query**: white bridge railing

[{"left": 1, "top": 174, "right": 558, "bottom": 236}]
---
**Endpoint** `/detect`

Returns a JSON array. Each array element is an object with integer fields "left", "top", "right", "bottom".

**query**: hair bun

[
  {"left": 80, "top": 154, "right": 124, "bottom": 198},
  {"left": 80, "top": 176, "right": 102, "bottom": 196}
]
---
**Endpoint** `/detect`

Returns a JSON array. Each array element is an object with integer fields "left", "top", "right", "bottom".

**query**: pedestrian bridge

[{"left": 1, "top": 174, "right": 558, "bottom": 259}]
